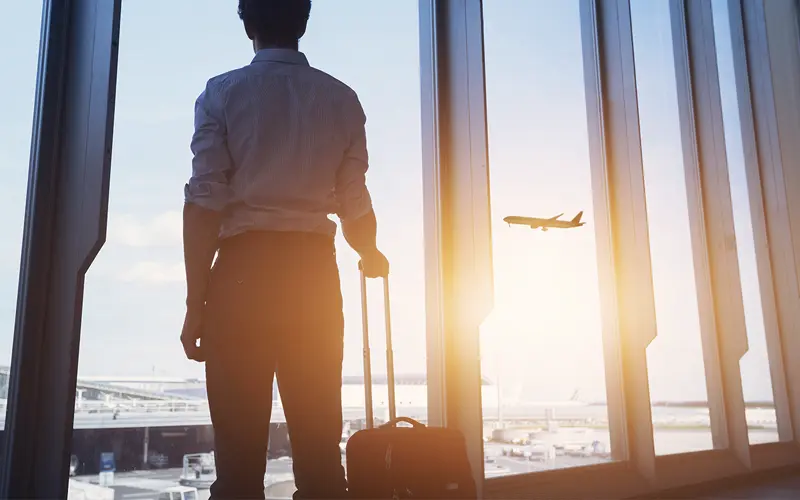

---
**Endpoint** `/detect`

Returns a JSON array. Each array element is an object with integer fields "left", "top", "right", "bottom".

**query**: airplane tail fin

[{"left": 571, "top": 211, "right": 584, "bottom": 224}]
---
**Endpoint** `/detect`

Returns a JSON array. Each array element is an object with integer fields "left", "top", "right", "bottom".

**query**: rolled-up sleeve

[
  {"left": 184, "top": 83, "right": 234, "bottom": 212},
  {"left": 335, "top": 96, "right": 373, "bottom": 221}
]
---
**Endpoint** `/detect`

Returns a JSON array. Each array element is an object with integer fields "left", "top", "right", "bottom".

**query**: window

[
  {"left": 631, "top": 0, "right": 714, "bottom": 455},
  {"left": 711, "top": 0, "right": 779, "bottom": 444},
  {"left": 480, "top": 0, "right": 613, "bottom": 477},
  {"left": 71, "top": 0, "right": 424, "bottom": 496},
  {"left": 0, "top": 0, "right": 43, "bottom": 445}
]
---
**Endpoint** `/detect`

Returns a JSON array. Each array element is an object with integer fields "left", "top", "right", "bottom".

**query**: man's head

[{"left": 238, "top": 0, "right": 312, "bottom": 51}]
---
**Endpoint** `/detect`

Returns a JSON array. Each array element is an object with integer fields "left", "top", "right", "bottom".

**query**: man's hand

[
  {"left": 359, "top": 249, "right": 389, "bottom": 278},
  {"left": 181, "top": 307, "right": 206, "bottom": 362}
]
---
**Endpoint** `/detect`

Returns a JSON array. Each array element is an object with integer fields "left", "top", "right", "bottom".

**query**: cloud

[
  {"left": 118, "top": 261, "right": 184, "bottom": 284},
  {"left": 108, "top": 211, "right": 182, "bottom": 248}
]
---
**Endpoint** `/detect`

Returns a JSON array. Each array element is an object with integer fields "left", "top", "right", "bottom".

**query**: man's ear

[
  {"left": 243, "top": 20, "right": 255, "bottom": 41},
  {"left": 296, "top": 22, "right": 308, "bottom": 39}
]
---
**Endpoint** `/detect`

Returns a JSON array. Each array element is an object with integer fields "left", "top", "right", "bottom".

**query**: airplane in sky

[{"left": 503, "top": 211, "right": 585, "bottom": 231}]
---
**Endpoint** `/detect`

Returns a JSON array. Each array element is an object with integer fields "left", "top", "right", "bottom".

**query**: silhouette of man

[{"left": 180, "top": 1, "right": 388, "bottom": 498}]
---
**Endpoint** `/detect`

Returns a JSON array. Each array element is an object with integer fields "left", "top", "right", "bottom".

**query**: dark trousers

[{"left": 203, "top": 231, "right": 348, "bottom": 499}]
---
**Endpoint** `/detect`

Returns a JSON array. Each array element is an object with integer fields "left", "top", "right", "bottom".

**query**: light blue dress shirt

[{"left": 185, "top": 48, "right": 373, "bottom": 239}]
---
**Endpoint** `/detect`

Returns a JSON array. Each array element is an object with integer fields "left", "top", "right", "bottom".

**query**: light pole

[{"left": 496, "top": 351, "right": 503, "bottom": 429}]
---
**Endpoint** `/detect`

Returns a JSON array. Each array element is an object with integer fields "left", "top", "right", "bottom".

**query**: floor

[
  {"left": 629, "top": 466, "right": 800, "bottom": 500},
  {"left": 694, "top": 474, "right": 800, "bottom": 499}
]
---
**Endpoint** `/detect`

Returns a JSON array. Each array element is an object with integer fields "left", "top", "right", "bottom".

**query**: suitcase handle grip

[{"left": 380, "top": 417, "right": 425, "bottom": 429}]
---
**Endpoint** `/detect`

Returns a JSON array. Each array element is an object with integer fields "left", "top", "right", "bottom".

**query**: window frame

[
  {"left": 734, "top": 0, "right": 800, "bottom": 449},
  {"left": 481, "top": 0, "right": 656, "bottom": 496},
  {"left": 4, "top": 0, "right": 800, "bottom": 497},
  {"left": 421, "top": 0, "right": 493, "bottom": 493},
  {"left": 432, "top": 0, "right": 645, "bottom": 497},
  {"left": 1, "top": 0, "right": 122, "bottom": 497},
  {"left": 669, "top": 0, "right": 749, "bottom": 462},
  {"left": 437, "top": 0, "right": 800, "bottom": 498},
  {"left": 725, "top": 0, "right": 797, "bottom": 449},
  {"left": 669, "top": 0, "right": 800, "bottom": 475}
]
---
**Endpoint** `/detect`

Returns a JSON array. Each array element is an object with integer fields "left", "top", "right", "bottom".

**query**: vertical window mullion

[
  {"left": 1, "top": 1, "right": 121, "bottom": 497},
  {"left": 669, "top": 0, "right": 751, "bottom": 464},
  {"left": 432, "top": 0, "right": 492, "bottom": 490},
  {"left": 581, "top": 0, "right": 658, "bottom": 482}
]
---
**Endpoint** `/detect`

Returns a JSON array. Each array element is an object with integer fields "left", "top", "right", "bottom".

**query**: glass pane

[
  {"left": 711, "top": 0, "right": 779, "bottom": 444},
  {"left": 480, "top": 0, "right": 613, "bottom": 478},
  {"left": 631, "top": 0, "right": 714, "bottom": 455},
  {"left": 0, "top": 0, "right": 42, "bottom": 454},
  {"left": 72, "top": 1, "right": 423, "bottom": 497}
]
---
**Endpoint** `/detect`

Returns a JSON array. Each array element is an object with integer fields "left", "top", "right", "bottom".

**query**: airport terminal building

[{"left": 59, "top": 374, "right": 500, "bottom": 475}]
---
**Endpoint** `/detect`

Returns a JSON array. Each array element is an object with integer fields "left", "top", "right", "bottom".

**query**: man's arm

[
  {"left": 183, "top": 85, "right": 233, "bottom": 309},
  {"left": 181, "top": 202, "right": 221, "bottom": 361},
  {"left": 341, "top": 208, "right": 378, "bottom": 256},
  {"left": 181, "top": 84, "right": 233, "bottom": 360},
  {"left": 336, "top": 95, "right": 388, "bottom": 278},
  {"left": 342, "top": 210, "right": 388, "bottom": 278}
]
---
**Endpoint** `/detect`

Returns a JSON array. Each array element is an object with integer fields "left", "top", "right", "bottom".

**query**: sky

[{"left": 0, "top": 0, "right": 778, "bottom": 413}]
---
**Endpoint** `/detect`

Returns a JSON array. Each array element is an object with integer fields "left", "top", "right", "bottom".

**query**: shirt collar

[{"left": 251, "top": 48, "right": 309, "bottom": 66}]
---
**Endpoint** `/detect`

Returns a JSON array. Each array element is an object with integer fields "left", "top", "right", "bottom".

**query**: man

[{"left": 180, "top": 1, "right": 388, "bottom": 498}]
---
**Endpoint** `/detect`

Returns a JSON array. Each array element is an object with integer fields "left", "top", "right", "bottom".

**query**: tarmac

[{"left": 74, "top": 447, "right": 612, "bottom": 499}]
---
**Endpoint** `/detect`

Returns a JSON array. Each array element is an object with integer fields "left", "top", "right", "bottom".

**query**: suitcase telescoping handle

[{"left": 359, "top": 264, "right": 396, "bottom": 430}]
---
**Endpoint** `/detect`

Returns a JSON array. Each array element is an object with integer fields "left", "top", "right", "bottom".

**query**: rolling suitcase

[{"left": 346, "top": 266, "right": 477, "bottom": 499}]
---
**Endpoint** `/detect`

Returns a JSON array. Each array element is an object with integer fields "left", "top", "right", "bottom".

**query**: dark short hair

[{"left": 238, "top": 0, "right": 312, "bottom": 46}]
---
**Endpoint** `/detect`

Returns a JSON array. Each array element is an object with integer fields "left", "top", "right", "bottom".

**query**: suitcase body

[
  {"left": 347, "top": 419, "right": 476, "bottom": 499},
  {"left": 345, "top": 269, "right": 477, "bottom": 499}
]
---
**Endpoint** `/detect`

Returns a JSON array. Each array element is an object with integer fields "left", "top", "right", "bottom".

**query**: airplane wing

[{"left": 547, "top": 213, "right": 564, "bottom": 221}]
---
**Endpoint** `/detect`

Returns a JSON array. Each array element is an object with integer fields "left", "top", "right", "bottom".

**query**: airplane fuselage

[{"left": 503, "top": 212, "right": 585, "bottom": 230}]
